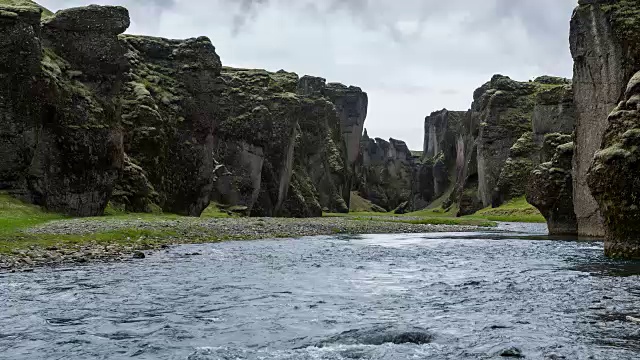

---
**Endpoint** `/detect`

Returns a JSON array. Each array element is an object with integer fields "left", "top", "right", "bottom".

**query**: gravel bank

[{"left": 1, "top": 217, "right": 486, "bottom": 271}]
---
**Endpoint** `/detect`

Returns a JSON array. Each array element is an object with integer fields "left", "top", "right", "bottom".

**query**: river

[{"left": 2, "top": 223, "right": 640, "bottom": 359}]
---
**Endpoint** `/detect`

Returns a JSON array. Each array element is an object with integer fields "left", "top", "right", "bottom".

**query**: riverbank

[
  {"left": 0, "top": 214, "right": 492, "bottom": 272},
  {"left": 2, "top": 192, "right": 546, "bottom": 271}
]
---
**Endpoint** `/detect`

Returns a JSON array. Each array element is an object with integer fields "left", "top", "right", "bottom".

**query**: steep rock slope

[
  {"left": 570, "top": 0, "right": 640, "bottom": 237},
  {"left": 409, "top": 109, "right": 466, "bottom": 211},
  {"left": 527, "top": 135, "right": 577, "bottom": 235},
  {"left": 115, "top": 35, "right": 222, "bottom": 216},
  {"left": 355, "top": 132, "right": 416, "bottom": 211},
  {"left": 0, "top": 4, "right": 128, "bottom": 216},
  {"left": 588, "top": 71, "right": 640, "bottom": 257},
  {"left": 496, "top": 80, "right": 574, "bottom": 205},
  {"left": 212, "top": 70, "right": 364, "bottom": 217}
]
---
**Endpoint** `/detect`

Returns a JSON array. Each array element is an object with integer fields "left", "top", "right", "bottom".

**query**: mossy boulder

[{"left": 588, "top": 71, "right": 640, "bottom": 258}]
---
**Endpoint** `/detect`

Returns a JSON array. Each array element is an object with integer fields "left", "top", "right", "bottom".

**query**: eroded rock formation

[
  {"left": 570, "top": 0, "right": 640, "bottom": 237},
  {"left": 527, "top": 135, "right": 577, "bottom": 235},
  {"left": 408, "top": 109, "right": 466, "bottom": 211},
  {"left": 355, "top": 132, "right": 416, "bottom": 211},
  {"left": 0, "top": 2, "right": 368, "bottom": 219},
  {"left": 588, "top": 71, "right": 640, "bottom": 257},
  {"left": 117, "top": 35, "right": 222, "bottom": 216},
  {"left": 0, "top": 3, "right": 127, "bottom": 216}
]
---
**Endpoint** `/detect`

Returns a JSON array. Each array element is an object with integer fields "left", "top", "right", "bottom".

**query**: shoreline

[{"left": 0, "top": 217, "right": 489, "bottom": 272}]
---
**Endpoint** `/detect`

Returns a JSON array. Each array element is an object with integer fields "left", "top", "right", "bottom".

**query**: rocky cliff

[
  {"left": 355, "top": 132, "right": 416, "bottom": 211},
  {"left": 527, "top": 135, "right": 577, "bottom": 235},
  {"left": 426, "top": 76, "right": 576, "bottom": 217},
  {"left": 408, "top": 109, "right": 467, "bottom": 211},
  {"left": 570, "top": 0, "right": 640, "bottom": 237},
  {"left": 588, "top": 70, "right": 640, "bottom": 257},
  {"left": 0, "top": 2, "right": 368, "bottom": 218},
  {"left": 0, "top": 3, "right": 127, "bottom": 216}
]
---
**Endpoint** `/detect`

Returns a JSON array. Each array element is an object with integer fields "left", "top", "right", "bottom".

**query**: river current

[{"left": 2, "top": 223, "right": 640, "bottom": 359}]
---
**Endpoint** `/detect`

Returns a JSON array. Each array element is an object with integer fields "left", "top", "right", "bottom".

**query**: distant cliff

[
  {"left": 354, "top": 132, "right": 416, "bottom": 212},
  {"left": 0, "top": 2, "right": 368, "bottom": 218}
]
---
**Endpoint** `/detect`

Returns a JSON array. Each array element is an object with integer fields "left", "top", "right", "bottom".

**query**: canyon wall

[
  {"left": 0, "top": 2, "right": 368, "bottom": 218},
  {"left": 570, "top": 0, "right": 640, "bottom": 237}
]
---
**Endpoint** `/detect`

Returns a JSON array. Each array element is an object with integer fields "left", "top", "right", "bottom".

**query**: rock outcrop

[
  {"left": 570, "top": 0, "right": 640, "bottom": 237},
  {"left": 117, "top": 35, "right": 222, "bottom": 216},
  {"left": 527, "top": 135, "right": 577, "bottom": 235},
  {"left": 408, "top": 109, "right": 466, "bottom": 211},
  {"left": 355, "top": 132, "right": 416, "bottom": 211},
  {"left": 212, "top": 70, "right": 364, "bottom": 217},
  {"left": 434, "top": 75, "right": 575, "bottom": 217},
  {"left": 0, "top": 3, "right": 127, "bottom": 216},
  {"left": 588, "top": 71, "right": 640, "bottom": 257},
  {"left": 0, "top": 2, "right": 368, "bottom": 219},
  {"left": 497, "top": 80, "right": 575, "bottom": 205}
]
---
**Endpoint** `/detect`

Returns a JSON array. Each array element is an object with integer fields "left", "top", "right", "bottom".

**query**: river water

[{"left": 2, "top": 223, "right": 640, "bottom": 359}]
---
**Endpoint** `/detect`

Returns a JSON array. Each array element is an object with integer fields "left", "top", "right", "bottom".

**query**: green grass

[
  {"left": 469, "top": 197, "right": 545, "bottom": 223},
  {"left": 0, "top": 194, "right": 236, "bottom": 255},
  {"left": 0, "top": 194, "right": 66, "bottom": 234},
  {"left": 0, "top": 0, "right": 53, "bottom": 18}
]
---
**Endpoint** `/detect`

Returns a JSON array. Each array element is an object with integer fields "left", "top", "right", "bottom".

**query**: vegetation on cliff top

[
  {"left": 0, "top": 0, "right": 52, "bottom": 18},
  {"left": 602, "top": 1, "right": 640, "bottom": 55}
]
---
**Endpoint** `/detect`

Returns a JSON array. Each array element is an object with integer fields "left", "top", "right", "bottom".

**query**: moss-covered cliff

[
  {"left": 0, "top": 2, "right": 367, "bottom": 219},
  {"left": 0, "top": 4, "right": 128, "bottom": 216}
]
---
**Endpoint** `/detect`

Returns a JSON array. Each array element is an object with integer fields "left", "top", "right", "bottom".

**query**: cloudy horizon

[{"left": 40, "top": 0, "right": 577, "bottom": 150}]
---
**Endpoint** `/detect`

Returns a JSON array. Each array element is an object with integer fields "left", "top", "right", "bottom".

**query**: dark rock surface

[
  {"left": 588, "top": 71, "right": 640, "bottom": 257},
  {"left": 118, "top": 35, "right": 222, "bottom": 216},
  {"left": 570, "top": 0, "right": 640, "bottom": 237},
  {"left": 527, "top": 136, "right": 577, "bottom": 235},
  {"left": 355, "top": 132, "right": 416, "bottom": 211},
  {"left": 0, "top": 3, "right": 127, "bottom": 216},
  {"left": 408, "top": 109, "right": 467, "bottom": 211},
  {"left": 0, "top": 2, "right": 368, "bottom": 219}
]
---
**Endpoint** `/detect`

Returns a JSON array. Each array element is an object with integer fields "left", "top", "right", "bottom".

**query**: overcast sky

[{"left": 40, "top": 0, "right": 577, "bottom": 150}]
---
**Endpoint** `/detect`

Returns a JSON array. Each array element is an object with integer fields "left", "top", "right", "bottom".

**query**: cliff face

[
  {"left": 588, "top": 71, "right": 640, "bottom": 257},
  {"left": 116, "top": 35, "right": 222, "bottom": 216},
  {"left": 570, "top": 0, "right": 640, "bottom": 237},
  {"left": 496, "top": 80, "right": 575, "bottom": 205},
  {"left": 527, "top": 135, "right": 577, "bottom": 235},
  {"left": 409, "top": 109, "right": 466, "bottom": 211},
  {"left": 0, "top": 2, "right": 367, "bottom": 219},
  {"left": 355, "top": 132, "right": 416, "bottom": 211},
  {"left": 0, "top": 4, "right": 127, "bottom": 216},
  {"left": 212, "top": 70, "right": 364, "bottom": 217},
  {"left": 435, "top": 75, "right": 575, "bottom": 217}
]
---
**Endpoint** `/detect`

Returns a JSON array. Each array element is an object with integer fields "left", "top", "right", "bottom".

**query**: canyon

[{"left": 1, "top": 0, "right": 639, "bottom": 257}]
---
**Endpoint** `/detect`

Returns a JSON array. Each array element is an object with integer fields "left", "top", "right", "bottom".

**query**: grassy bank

[
  {"left": 470, "top": 197, "right": 545, "bottom": 223},
  {"left": 0, "top": 194, "right": 492, "bottom": 270}
]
